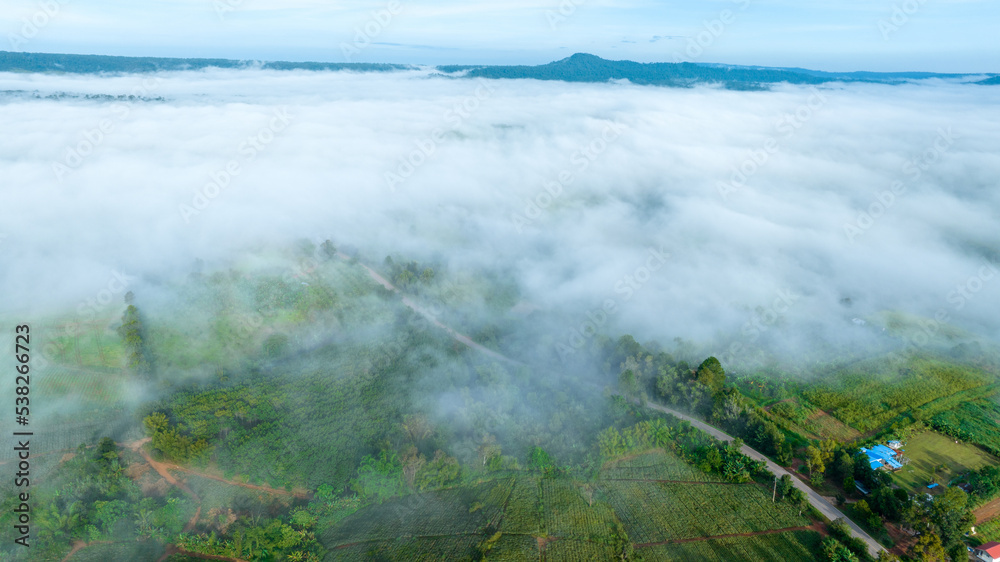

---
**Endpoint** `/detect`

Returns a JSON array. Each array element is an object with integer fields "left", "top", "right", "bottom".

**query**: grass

[
  {"left": 639, "top": 530, "right": 822, "bottom": 561},
  {"left": 599, "top": 480, "right": 809, "bottom": 545},
  {"left": 768, "top": 399, "right": 861, "bottom": 442},
  {"left": 71, "top": 541, "right": 166, "bottom": 561},
  {"left": 325, "top": 535, "right": 483, "bottom": 561},
  {"left": 803, "top": 354, "right": 992, "bottom": 432},
  {"left": 319, "top": 451, "right": 817, "bottom": 560},
  {"left": 799, "top": 410, "right": 861, "bottom": 441},
  {"left": 842, "top": 503, "right": 894, "bottom": 546},
  {"left": 975, "top": 518, "right": 1000, "bottom": 544},
  {"left": 892, "top": 430, "right": 999, "bottom": 493},
  {"left": 599, "top": 449, "right": 726, "bottom": 482},
  {"left": 930, "top": 398, "right": 1000, "bottom": 456}
]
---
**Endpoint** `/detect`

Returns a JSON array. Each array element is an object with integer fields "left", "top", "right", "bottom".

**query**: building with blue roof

[{"left": 860, "top": 444, "right": 904, "bottom": 471}]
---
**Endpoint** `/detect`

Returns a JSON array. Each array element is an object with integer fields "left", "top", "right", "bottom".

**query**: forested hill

[
  {"left": 3, "top": 51, "right": 995, "bottom": 87},
  {"left": 0, "top": 50, "right": 413, "bottom": 74},
  {"left": 437, "top": 53, "right": 994, "bottom": 89}
]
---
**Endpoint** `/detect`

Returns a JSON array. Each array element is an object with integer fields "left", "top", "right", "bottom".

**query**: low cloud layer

[{"left": 1, "top": 69, "right": 998, "bottom": 369}]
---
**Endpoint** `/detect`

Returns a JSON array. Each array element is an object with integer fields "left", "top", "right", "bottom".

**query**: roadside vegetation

[{"left": 2, "top": 242, "right": 999, "bottom": 561}]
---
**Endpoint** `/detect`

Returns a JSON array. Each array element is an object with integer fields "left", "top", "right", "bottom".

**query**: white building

[{"left": 974, "top": 541, "right": 1000, "bottom": 562}]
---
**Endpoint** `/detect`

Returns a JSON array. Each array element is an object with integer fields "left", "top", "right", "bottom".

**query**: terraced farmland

[
  {"left": 320, "top": 462, "right": 819, "bottom": 562},
  {"left": 600, "top": 449, "right": 727, "bottom": 482},
  {"left": 599, "top": 480, "right": 808, "bottom": 545},
  {"left": 641, "top": 529, "right": 822, "bottom": 560}
]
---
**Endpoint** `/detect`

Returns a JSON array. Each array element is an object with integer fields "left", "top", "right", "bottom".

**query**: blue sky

[{"left": 3, "top": 0, "right": 998, "bottom": 72}]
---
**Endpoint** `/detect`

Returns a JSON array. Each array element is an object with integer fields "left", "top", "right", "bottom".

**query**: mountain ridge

[{"left": 0, "top": 50, "right": 995, "bottom": 89}]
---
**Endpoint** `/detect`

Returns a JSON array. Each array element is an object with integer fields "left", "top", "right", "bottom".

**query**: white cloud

[{"left": 0, "top": 69, "right": 998, "bottom": 367}]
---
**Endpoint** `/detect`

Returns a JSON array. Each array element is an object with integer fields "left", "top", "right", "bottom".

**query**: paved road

[
  {"left": 638, "top": 399, "right": 886, "bottom": 558},
  {"left": 342, "top": 255, "right": 885, "bottom": 557}
]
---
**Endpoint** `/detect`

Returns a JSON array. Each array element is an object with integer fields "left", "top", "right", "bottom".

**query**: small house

[
  {"left": 974, "top": 541, "right": 1000, "bottom": 562},
  {"left": 860, "top": 445, "right": 903, "bottom": 471}
]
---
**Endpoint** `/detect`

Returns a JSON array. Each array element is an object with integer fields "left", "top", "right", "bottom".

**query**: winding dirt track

[
  {"left": 66, "top": 255, "right": 886, "bottom": 560},
  {"left": 126, "top": 437, "right": 306, "bottom": 499},
  {"left": 634, "top": 399, "right": 886, "bottom": 558},
  {"left": 339, "top": 255, "right": 521, "bottom": 367},
  {"left": 61, "top": 541, "right": 111, "bottom": 562},
  {"left": 64, "top": 440, "right": 299, "bottom": 561},
  {"left": 129, "top": 437, "right": 200, "bottom": 502},
  {"left": 341, "top": 255, "right": 886, "bottom": 558}
]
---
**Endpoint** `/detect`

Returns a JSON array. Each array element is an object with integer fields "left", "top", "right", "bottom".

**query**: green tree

[
  {"left": 414, "top": 450, "right": 461, "bottom": 490},
  {"left": 910, "top": 532, "right": 946, "bottom": 561},
  {"left": 695, "top": 356, "right": 726, "bottom": 393},
  {"left": 854, "top": 499, "right": 882, "bottom": 530},
  {"left": 619, "top": 369, "right": 640, "bottom": 397},
  {"left": 843, "top": 476, "right": 855, "bottom": 494},
  {"left": 117, "top": 304, "right": 150, "bottom": 375},
  {"left": 835, "top": 450, "right": 855, "bottom": 478},
  {"left": 777, "top": 474, "right": 795, "bottom": 500},
  {"left": 607, "top": 520, "right": 635, "bottom": 561},
  {"left": 811, "top": 472, "right": 825, "bottom": 487},
  {"left": 528, "top": 446, "right": 555, "bottom": 472},
  {"left": 821, "top": 537, "right": 859, "bottom": 562},
  {"left": 805, "top": 445, "right": 825, "bottom": 476},
  {"left": 787, "top": 487, "right": 809, "bottom": 516},
  {"left": 351, "top": 451, "right": 405, "bottom": 502},
  {"left": 320, "top": 239, "right": 337, "bottom": 259},
  {"left": 929, "top": 487, "right": 973, "bottom": 556}
]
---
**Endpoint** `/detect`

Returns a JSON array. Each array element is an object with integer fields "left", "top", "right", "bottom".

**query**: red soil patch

[
  {"left": 61, "top": 540, "right": 112, "bottom": 562},
  {"left": 975, "top": 496, "right": 1000, "bottom": 524}
]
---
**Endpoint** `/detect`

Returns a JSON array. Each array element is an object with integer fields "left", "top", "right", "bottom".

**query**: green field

[
  {"left": 599, "top": 449, "right": 727, "bottom": 482},
  {"left": 766, "top": 398, "right": 861, "bottom": 442},
  {"left": 641, "top": 530, "right": 822, "bottom": 561},
  {"left": 893, "top": 430, "right": 999, "bottom": 493},
  {"left": 975, "top": 518, "right": 1000, "bottom": 544},
  {"left": 931, "top": 399, "right": 1000, "bottom": 456},
  {"left": 320, "top": 446, "right": 815, "bottom": 561},
  {"left": 803, "top": 355, "right": 993, "bottom": 432},
  {"left": 600, "top": 480, "right": 808, "bottom": 545},
  {"left": 68, "top": 541, "right": 166, "bottom": 562}
]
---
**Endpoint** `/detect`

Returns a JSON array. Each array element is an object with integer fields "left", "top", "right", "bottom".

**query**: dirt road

[
  {"left": 341, "top": 255, "right": 886, "bottom": 558},
  {"left": 636, "top": 399, "right": 886, "bottom": 558}
]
